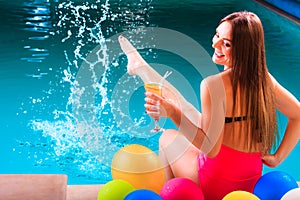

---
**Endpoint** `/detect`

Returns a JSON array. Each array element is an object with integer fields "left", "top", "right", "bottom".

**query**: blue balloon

[
  {"left": 253, "top": 171, "right": 298, "bottom": 200},
  {"left": 124, "top": 189, "right": 162, "bottom": 200}
]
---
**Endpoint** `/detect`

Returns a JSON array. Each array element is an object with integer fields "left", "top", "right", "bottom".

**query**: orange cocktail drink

[
  {"left": 144, "top": 83, "right": 163, "bottom": 132},
  {"left": 144, "top": 83, "right": 162, "bottom": 97}
]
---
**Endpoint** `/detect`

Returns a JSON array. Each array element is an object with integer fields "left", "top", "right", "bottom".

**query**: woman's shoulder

[
  {"left": 202, "top": 71, "right": 229, "bottom": 87},
  {"left": 267, "top": 72, "right": 278, "bottom": 90},
  {"left": 203, "top": 73, "right": 222, "bottom": 83},
  {"left": 201, "top": 73, "right": 227, "bottom": 97}
]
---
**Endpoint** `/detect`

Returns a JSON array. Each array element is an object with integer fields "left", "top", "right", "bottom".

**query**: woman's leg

[
  {"left": 159, "top": 129, "right": 200, "bottom": 185},
  {"left": 118, "top": 35, "right": 163, "bottom": 82},
  {"left": 118, "top": 35, "right": 202, "bottom": 127}
]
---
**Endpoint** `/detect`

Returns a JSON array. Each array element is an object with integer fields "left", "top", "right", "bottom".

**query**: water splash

[{"left": 29, "top": 0, "right": 155, "bottom": 183}]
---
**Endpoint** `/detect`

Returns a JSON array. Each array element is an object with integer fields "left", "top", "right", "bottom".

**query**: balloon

[
  {"left": 160, "top": 177, "right": 204, "bottom": 200},
  {"left": 98, "top": 179, "right": 135, "bottom": 200},
  {"left": 111, "top": 144, "right": 166, "bottom": 193},
  {"left": 253, "top": 171, "right": 298, "bottom": 200},
  {"left": 222, "top": 190, "right": 260, "bottom": 200},
  {"left": 281, "top": 188, "right": 300, "bottom": 200},
  {"left": 125, "top": 189, "right": 162, "bottom": 200}
]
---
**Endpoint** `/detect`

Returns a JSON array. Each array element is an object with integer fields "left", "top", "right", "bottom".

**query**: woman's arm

[
  {"left": 146, "top": 75, "right": 226, "bottom": 154},
  {"left": 263, "top": 75, "right": 300, "bottom": 167}
]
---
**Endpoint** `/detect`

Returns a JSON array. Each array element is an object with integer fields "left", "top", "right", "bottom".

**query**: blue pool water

[{"left": 0, "top": 0, "right": 300, "bottom": 184}]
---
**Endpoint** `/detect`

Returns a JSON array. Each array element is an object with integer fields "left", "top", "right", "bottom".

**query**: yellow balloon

[
  {"left": 222, "top": 190, "right": 260, "bottom": 200},
  {"left": 111, "top": 144, "right": 166, "bottom": 194}
]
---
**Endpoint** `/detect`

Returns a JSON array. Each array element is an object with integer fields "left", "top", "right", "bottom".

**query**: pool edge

[{"left": 253, "top": 0, "right": 300, "bottom": 25}]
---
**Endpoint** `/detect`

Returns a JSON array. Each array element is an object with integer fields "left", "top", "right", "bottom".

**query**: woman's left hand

[
  {"left": 144, "top": 92, "right": 175, "bottom": 119},
  {"left": 262, "top": 154, "right": 281, "bottom": 168}
]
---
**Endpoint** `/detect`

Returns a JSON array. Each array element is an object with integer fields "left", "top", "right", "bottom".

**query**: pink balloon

[{"left": 160, "top": 177, "right": 204, "bottom": 200}]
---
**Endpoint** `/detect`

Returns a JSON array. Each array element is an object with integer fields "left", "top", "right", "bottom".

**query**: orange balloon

[{"left": 111, "top": 144, "right": 166, "bottom": 194}]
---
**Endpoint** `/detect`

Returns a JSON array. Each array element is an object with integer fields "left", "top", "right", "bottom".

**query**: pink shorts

[{"left": 198, "top": 145, "right": 262, "bottom": 200}]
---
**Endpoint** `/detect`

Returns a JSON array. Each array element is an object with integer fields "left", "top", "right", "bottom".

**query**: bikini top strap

[{"left": 225, "top": 116, "right": 247, "bottom": 123}]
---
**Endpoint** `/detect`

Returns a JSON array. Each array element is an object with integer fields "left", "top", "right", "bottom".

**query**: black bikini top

[{"left": 225, "top": 116, "right": 247, "bottom": 123}]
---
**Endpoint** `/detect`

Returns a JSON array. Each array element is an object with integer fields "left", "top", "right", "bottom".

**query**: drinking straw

[{"left": 159, "top": 71, "right": 172, "bottom": 86}]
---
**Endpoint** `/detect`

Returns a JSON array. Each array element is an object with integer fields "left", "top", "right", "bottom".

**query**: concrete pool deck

[
  {"left": 67, "top": 184, "right": 102, "bottom": 200},
  {"left": 67, "top": 183, "right": 300, "bottom": 200},
  {"left": 0, "top": 174, "right": 102, "bottom": 200},
  {"left": 0, "top": 174, "right": 299, "bottom": 200}
]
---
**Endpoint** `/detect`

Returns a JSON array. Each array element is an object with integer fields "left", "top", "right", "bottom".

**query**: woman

[{"left": 118, "top": 11, "right": 300, "bottom": 200}]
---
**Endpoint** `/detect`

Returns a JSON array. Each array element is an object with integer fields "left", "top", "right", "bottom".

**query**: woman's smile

[{"left": 214, "top": 51, "right": 225, "bottom": 58}]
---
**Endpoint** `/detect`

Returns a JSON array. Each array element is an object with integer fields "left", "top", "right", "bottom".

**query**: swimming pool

[{"left": 1, "top": 0, "right": 300, "bottom": 184}]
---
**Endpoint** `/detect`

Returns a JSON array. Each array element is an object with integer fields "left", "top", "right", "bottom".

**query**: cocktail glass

[{"left": 144, "top": 83, "right": 164, "bottom": 132}]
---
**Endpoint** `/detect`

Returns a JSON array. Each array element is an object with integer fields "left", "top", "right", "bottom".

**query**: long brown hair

[{"left": 221, "top": 11, "right": 278, "bottom": 154}]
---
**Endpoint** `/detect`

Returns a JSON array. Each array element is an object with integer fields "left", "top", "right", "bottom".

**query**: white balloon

[{"left": 281, "top": 187, "right": 300, "bottom": 200}]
